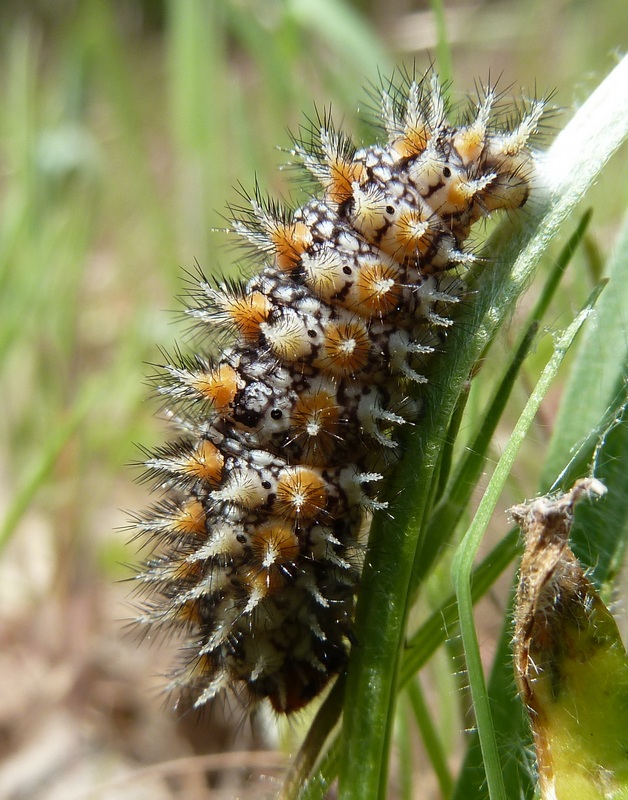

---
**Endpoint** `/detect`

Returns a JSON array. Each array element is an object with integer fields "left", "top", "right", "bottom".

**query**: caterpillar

[{"left": 132, "top": 69, "right": 544, "bottom": 714}]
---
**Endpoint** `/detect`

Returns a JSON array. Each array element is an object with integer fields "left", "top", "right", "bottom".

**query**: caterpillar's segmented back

[{"left": 132, "top": 70, "right": 545, "bottom": 713}]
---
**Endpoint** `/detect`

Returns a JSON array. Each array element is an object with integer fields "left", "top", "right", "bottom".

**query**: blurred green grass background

[{"left": 0, "top": 1, "right": 626, "bottom": 798}]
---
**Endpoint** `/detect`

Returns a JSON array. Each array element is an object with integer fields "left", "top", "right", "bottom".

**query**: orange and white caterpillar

[{"left": 132, "top": 70, "right": 545, "bottom": 714}]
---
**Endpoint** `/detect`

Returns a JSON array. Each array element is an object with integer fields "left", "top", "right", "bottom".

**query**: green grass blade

[
  {"left": 451, "top": 595, "right": 533, "bottom": 800},
  {"left": 429, "top": 0, "right": 454, "bottom": 90},
  {"left": 451, "top": 288, "right": 603, "bottom": 800},
  {"left": 431, "top": 382, "right": 471, "bottom": 508},
  {"left": 278, "top": 677, "right": 344, "bottom": 800},
  {"left": 543, "top": 212, "right": 628, "bottom": 485},
  {"left": 570, "top": 384, "right": 628, "bottom": 589},
  {"left": 396, "top": 696, "right": 414, "bottom": 800},
  {"left": 288, "top": 0, "right": 392, "bottom": 86},
  {"left": 526, "top": 209, "right": 592, "bottom": 325},
  {"left": 407, "top": 679, "right": 454, "bottom": 798},
  {"left": 297, "top": 737, "right": 340, "bottom": 800}
]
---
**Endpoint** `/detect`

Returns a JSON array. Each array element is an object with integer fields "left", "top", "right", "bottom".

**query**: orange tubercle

[
  {"left": 345, "top": 260, "right": 401, "bottom": 317},
  {"left": 391, "top": 125, "right": 430, "bottom": 160},
  {"left": 325, "top": 158, "right": 366, "bottom": 205},
  {"left": 315, "top": 319, "right": 371, "bottom": 377},
  {"left": 270, "top": 221, "right": 313, "bottom": 271},
  {"left": 190, "top": 363, "right": 240, "bottom": 412},
  {"left": 218, "top": 291, "right": 271, "bottom": 341},
  {"left": 276, "top": 466, "right": 329, "bottom": 522},
  {"left": 454, "top": 127, "right": 486, "bottom": 167},
  {"left": 173, "top": 498, "right": 207, "bottom": 535}
]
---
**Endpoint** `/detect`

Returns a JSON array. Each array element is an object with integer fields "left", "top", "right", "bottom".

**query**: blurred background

[{"left": 0, "top": 1, "right": 626, "bottom": 798}]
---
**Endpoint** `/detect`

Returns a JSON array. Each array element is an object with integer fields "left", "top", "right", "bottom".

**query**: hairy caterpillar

[{"left": 132, "top": 69, "right": 544, "bottom": 714}]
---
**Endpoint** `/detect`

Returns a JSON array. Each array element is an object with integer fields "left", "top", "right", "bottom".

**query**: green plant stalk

[
  {"left": 299, "top": 737, "right": 340, "bottom": 800},
  {"left": 396, "top": 695, "right": 414, "bottom": 800},
  {"left": 450, "top": 285, "right": 605, "bottom": 800},
  {"left": 278, "top": 676, "right": 344, "bottom": 800},
  {"left": 337, "top": 263, "right": 530, "bottom": 800},
  {"left": 429, "top": 0, "right": 454, "bottom": 90},
  {"left": 543, "top": 212, "right": 628, "bottom": 486},
  {"left": 432, "top": 381, "right": 471, "bottom": 508},
  {"left": 526, "top": 209, "right": 592, "bottom": 325},
  {"left": 407, "top": 679, "right": 454, "bottom": 798}
]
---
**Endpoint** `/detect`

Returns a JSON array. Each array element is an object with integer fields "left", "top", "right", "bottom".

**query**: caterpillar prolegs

[{"left": 132, "top": 70, "right": 544, "bottom": 714}]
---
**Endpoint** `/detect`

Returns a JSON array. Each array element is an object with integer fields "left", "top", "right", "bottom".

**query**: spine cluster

[{"left": 134, "top": 71, "right": 544, "bottom": 713}]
